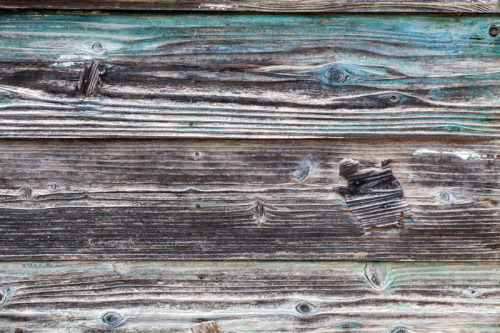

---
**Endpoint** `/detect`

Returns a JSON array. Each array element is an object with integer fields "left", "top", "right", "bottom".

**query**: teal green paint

[{"left": 1, "top": 13, "right": 499, "bottom": 59}]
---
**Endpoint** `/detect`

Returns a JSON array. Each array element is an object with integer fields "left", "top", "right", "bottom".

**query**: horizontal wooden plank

[
  {"left": 0, "top": 0, "right": 499, "bottom": 12},
  {"left": 0, "top": 139, "right": 498, "bottom": 260},
  {"left": 0, "top": 13, "right": 499, "bottom": 139},
  {"left": 0, "top": 261, "right": 498, "bottom": 332}
]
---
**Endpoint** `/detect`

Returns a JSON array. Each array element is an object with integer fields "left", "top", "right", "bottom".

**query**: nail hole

[
  {"left": 15, "top": 329, "right": 23, "bottom": 333},
  {"left": 92, "top": 42, "right": 104, "bottom": 53},
  {"left": 102, "top": 312, "right": 122, "bottom": 326},
  {"left": 390, "top": 94, "right": 399, "bottom": 102},
  {"left": 194, "top": 152, "right": 201, "bottom": 157},
  {"left": 197, "top": 274, "right": 206, "bottom": 280},
  {"left": 195, "top": 203, "right": 201, "bottom": 209},
  {"left": 489, "top": 26, "right": 499, "bottom": 37},
  {"left": 189, "top": 122, "right": 194, "bottom": 126},
  {"left": 296, "top": 302, "right": 313, "bottom": 315},
  {"left": 48, "top": 182, "right": 57, "bottom": 190},
  {"left": 471, "top": 290, "right": 476, "bottom": 294}
]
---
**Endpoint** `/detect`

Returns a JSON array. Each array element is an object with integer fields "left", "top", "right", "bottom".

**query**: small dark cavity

[
  {"left": 15, "top": 329, "right": 23, "bottom": 333},
  {"left": 102, "top": 312, "right": 122, "bottom": 326},
  {"left": 197, "top": 274, "right": 206, "bottom": 280},
  {"left": 389, "top": 94, "right": 399, "bottom": 103},
  {"left": 195, "top": 203, "right": 201, "bottom": 209}
]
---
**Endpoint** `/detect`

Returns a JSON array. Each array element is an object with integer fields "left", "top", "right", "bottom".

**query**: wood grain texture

[
  {"left": 0, "top": 261, "right": 498, "bottom": 332},
  {"left": 0, "top": 0, "right": 499, "bottom": 12},
  {"left": 0, "top": 12, "right": 499, "bottom": 139},
  {"left": 0, "top": 139, "right": 497, "bottom": 260}
]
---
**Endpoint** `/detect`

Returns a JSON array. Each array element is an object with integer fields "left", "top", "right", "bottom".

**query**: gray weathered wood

[
  {"left": 0, "top": 261, "right": 498, "bottom": 332},
  {"left": 0, "top": 13, "right": 499, "bottom": 139},
  {"left": 0, "top": 0, "right": 499, "bottom": 12},
  {"left": 0, "top": 139, "right": 497, "bottom": 260}
]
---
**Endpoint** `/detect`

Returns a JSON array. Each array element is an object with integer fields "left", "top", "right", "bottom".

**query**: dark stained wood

[
  {"left": 0, "top": 261, "right": 498, "bottom": 332},
  {"left": 0, "top": 0, "right": 499, "bottom": 12},
  {"left": 0, "top": 12, "right": 499, "bottom": 139},
  {"left": 0, "top": 139, "right": 497, "bottom": 260}
]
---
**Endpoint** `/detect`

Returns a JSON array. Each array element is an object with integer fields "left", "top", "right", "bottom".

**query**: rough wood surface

[
  {"left": 0, "top": 0, "right": 499, "bottom": 12},
  {"left": 0, "top": 261, "right": 498, "bottom": 332},
  {"left": 0, "top": 13, "right": 499, "bottom": 139},
  {"left": 0, "top": 139, "right": 497, "bottom": 260}
]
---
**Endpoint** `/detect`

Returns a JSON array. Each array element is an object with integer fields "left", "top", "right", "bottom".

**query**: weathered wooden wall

[
  {"left": 0, "top": 139, "right": 497, "bottom": 260},
  {"left": 1, "top": 0, "right": 499, "bottom": 12},
  {"left": 0, "top": 261, "right": 499, "bottom": 332},
  {"left": 0, "top": 8, "right": 498, "bottom": 332},
  {"left": 0, "top": 13, "right": 499, "bottom": 139}
]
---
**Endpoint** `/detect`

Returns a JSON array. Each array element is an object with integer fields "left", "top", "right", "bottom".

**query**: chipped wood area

[
  {"left": 337, "top": 159, "right": 412, "bottom": 235},
  {"left": 0, "top": 0, "right": 499, "bottom": 12},
  {"left": 0, "top": 13, "right": 499, "bottom": 139},
  {"left": 0, "top": 261, "right": 498, "bottom": 332},
  {"left": 0, "top": 139, "right": 497, "bottom": 260},
  {"left": 190, "top": 321, "right": 218, "bottom": 333}
]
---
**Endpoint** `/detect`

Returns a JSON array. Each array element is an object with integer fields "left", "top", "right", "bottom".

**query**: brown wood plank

[
  {"left": 0, "top": 0, "right": 499, "bottom": 12},
  {"left": 0, "top": 261, "right": 498, "bottom": 332},
  {"left": 0, "top": 139, "right": 497, "bottom": 260},
  {"left": 0, "top": 12, "right": 499, "bottom": 139}
]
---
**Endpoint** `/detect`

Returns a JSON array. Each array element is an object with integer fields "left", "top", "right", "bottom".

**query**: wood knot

[
  {"left": 20, "top": 187, "right": 32, "bottom": 198},
  {"left": 337, "top": 159, "right": 411, "bottom": 235},
  {"left": 0, "top": 285, "right": 7, "bottom": 306},
  {"left": 77, "top": 60, "right": 106, "bottom": 96},
  {"left": 392, "top": 328, "right": 409, "bottom": 333},
  {"left": 102, "top": 312, "right": 123, "bottom": 327},
  {"left": 295, "top": 159, "right": 316, "bottom": 181},
  {"left": 296, "top": 301, "right": 315, "bottom": 315},
  {"left": 190, "top": 321, "right": 218, "bottom": 333},
  {"left": 253, "top": 200, "right": 266, "bottom": 226},
  {"left": 489, "top": 25, "right": 499, "bottom": 37},
  {"left": 326, "top": 67, "right": 352, "bottom": 84},
  {"left": 364, "top": 262, "right": 390, "bottom": 290}
]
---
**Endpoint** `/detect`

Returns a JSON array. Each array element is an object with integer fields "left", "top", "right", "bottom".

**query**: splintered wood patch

[{"left": 337, "top": 159, "right": 412, "bottom": 235}]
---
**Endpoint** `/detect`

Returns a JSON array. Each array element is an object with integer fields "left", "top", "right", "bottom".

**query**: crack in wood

[
  {"left": 337, "top": 159, "right": 412, "bottom": 235},
  {"left": 77, "top": 59, "right": 105, "bottom": 96}
]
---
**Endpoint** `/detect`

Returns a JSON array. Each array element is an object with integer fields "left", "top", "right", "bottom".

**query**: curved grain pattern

[
  {"left": 0, "top": 261, "right": 498, "bottom": 332},
  {"left": 0, "top": 139, "right": 497, "bottom": 260},
  {"left": 0, "top": 0, "right": 499, "bottom": 12},
  {"left": 0, "top": 13, "right": 499, "bottom": 139}
]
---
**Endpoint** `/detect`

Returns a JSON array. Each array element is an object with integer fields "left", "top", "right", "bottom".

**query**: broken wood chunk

[
  {"left": 77, "top": 59, "right": 105, "bottom": 96},
  {"left": 190, "top": 321, "right": 218, "bottom": 333},
  {"left": 337, "top": 158, "right": 411, "bottom": 235}
]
